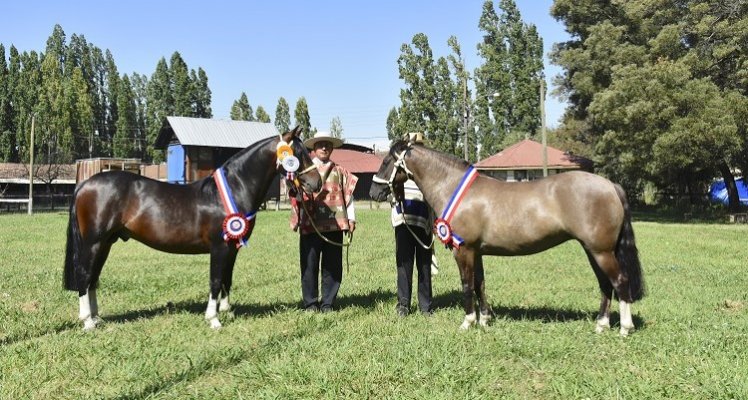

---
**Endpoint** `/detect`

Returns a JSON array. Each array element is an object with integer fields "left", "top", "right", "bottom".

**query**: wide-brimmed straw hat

[
  {"left": 405, "top": 132, "right": 426, "bottom": 144},
  {"left": 304, "top": 131, "right": 343, "bottom": 149}
]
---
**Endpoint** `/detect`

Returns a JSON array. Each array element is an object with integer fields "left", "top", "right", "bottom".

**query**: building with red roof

[{"left": 475, "top": 139, "right": 592, "bottom": 181}]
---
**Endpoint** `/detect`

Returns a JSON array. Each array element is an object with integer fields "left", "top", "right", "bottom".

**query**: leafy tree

[
  {"left": 255, "top": 105, "right": 271, "bottom": 123},
  {"left": 103, "top": 50, "right": 120, "bottom": 156},
  {"left": 230, "top": 92, "right": 253, "bottom": 121},
  {"left": 130, "top": 72, "right": 148, "bottom": 160},
  {"left": 474, "top": 0, "right": 543, "bottom": 158},
  {"left": 145, "top": 57, "right": 172, "bottom": 163},
  {"left": 395, "top": 34, "right": 436, "bottom": 147},
  {"left": 551, "top": 0, "right": 748, "bottom": 210},
  {"left": 0, "top": 44, "right": 12, "bottom": 161},
  {"left": 293, "top": 97, "right": 311, "bottom": 140},
  {"left": 192, "top": 67, "right": 212, "bottom": 118},
  {"left": 170, "top": 52, "right": 192, "bottom": 116},
  {"left": 69, "top": 67, "right": 94, "bottom": 159},
  {"left": 330, "top": 116, "right": 343, "bottom": 140},
  {"left": 113, "top": 74, "right": 138, "bottom": 158},
  {"left": 386, "top": 107, "right": 404, "bottom": 142},
  {"left": 274, "top": 97, "right": 290, "bottom": 133}
]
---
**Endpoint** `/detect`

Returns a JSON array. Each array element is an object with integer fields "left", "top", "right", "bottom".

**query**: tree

[
  {"left": 170, "top": 52, "right": 192, "bottom": 116},
  {"left": 113, "top": 74, "right": 138, "bottom": 158},
  {"left": 551, "top": 0, "right": 748, "bottom": 210},
  {"left": 0, "top": 44, "right": 12, "bottom": 161},
  {"left": 274, "top": 97, "right": 290, "bottom": 133},
  {"left": 103, "top": 50, "right": 120, "bottom": 156},
  {"left": 474, "top": 0, "right": 543, "bottom": 158},
  {"left": 255, "top": 105, "right": 271, "bottom": 123},
  {"left": 293, "top": 97, "right": 311, "bottom": 140},
  {"left": 230, "top": 92, "right": 253, "bottom": 121},
  {"left": 193, "top": 67, "right": 212, "bottom": 118},
  {"left": 330, "top": 116, "right": 343, "bottom": 140},
  {"left": 395, "top": 34, "right": 436, "bottom": 147},
  {"left": 145, "top": 58, "right": 172, "bottom": 163},
  {"left": 130, "top": 72, "right": 148, "bottom": 160}
]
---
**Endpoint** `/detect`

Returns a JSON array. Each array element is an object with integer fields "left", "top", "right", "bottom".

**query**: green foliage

[
  {"left": 293, "top": 96, "right": 311, "bottom": 140},
  {"left": 330, "top": 116, "right": 343, "bottom": 140},
  {"left": 2, "top": 211, "right": 748, "bottom": 398},
  {"left": 230, "top": 92, "right": 254, "bottom": 121},
  {"left": 113, "top": 75, "right": 138, "bottom": 158},
  {"left": 474, "top": 0, "right": 544, "bottom": 158},
  {"left": 274, "top": 97, "right": 290, "bottom": 134},
  {"left": 551, "top": 0, "right": 748, "bottom": 207},
  {"left": 255, "top": 105, "right": 271, "bottom": 123}
]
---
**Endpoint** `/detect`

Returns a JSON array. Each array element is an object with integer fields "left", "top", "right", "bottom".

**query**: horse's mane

[{"left": 391, "top": 140, "right": 470, "bottom": 171}]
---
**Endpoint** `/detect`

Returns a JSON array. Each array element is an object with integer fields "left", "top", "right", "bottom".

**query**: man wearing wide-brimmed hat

[
  {"left": 290, "top": 131, "right": 358, "bottom": 312},
  {"left": 389, "top": 132, "right": 434, "bottom": 317}
]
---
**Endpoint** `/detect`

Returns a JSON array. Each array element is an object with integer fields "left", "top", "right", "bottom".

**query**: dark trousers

[
  {"left": 300, "top": 231, "right": 343, "bottom": 310},
  {"left": 395, "top": 224, "right": 432, "bottom": 312}
]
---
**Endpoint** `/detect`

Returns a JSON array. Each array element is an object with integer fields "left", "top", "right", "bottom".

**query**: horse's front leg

[
  {"left": 218, "top": 250, "right": 239, "bottom": 316},
  {"left": 454, "top": 248, "right": 477, "bottom": 330},
  {"left": 474, "top": 255, "right": 492, "bottom": 327},
  {"left": 205, "top": 243, "right": 231, "bottom": 329}
]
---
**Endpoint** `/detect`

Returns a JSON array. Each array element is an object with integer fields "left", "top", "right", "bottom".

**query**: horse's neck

[
  {"left": 408, "top": 147, "right": 469, "bottom": 216},
  {"left": 223, "top": 144, "right": 275, "bottom": 212}
]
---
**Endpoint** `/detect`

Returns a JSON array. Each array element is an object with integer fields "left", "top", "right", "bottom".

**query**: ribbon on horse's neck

[
  {"left": 434, "top": 166, "right": 478, "bottom": 248},
  {"left": 214, "top": 167, "right": 256, "bottom": 248}
]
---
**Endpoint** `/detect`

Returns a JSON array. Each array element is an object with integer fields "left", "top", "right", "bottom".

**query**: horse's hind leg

[
  {"left": 589, "top": 251, "right": 635, "bottom": 336},
  {"left": 474, "top": 255, "right": 492, "bottom": 327},
  {"left": 76, "top": 241, "right": 111, "bottom": 330},
  {"left": 454, "top": 248, "right": 477, "bottom": 330},
  {"left": 585, "top": 249, "right": 613, "bottom": 333}
]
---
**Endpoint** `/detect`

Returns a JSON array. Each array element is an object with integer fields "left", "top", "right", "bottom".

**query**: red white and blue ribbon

[
  {"left": 214, "top": 167, "right": 255, "bottom": 248},
  {"left": 434, "top": 166, "right": 478, "bottom": 248}
]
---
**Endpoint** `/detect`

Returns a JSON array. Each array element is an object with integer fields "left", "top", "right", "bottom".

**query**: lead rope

[
  {"left": 296, "top": 180, "right": 353, "bottom": 273},
  {"left": 396, "top": 200, "right": 434, "bottom": 250}
]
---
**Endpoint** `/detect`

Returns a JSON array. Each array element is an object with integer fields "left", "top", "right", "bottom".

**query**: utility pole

[
  {"left": 28, "top": 114, "right": 35, "bottom": 215},
  {"left": 540, "top": 79, "right": 547, "bottom": 177}
]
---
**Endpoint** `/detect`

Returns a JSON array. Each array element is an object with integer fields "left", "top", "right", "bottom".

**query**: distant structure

[{"left": 475, "top": 139, "right": 592, "bottom": 181}]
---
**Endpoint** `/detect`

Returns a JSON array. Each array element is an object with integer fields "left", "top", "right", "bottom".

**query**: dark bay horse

[
  {"left": 64, "top": 127, "right": 321, "bottom": 330},
  {"left": 370, "top": 140, "right": 644, "bottom": 336}
]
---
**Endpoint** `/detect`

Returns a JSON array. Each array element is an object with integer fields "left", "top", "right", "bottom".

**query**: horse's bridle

[
  {"left": 371, "top": 146, "right": 414, "bottom": 200},
  {"left": 372, "top": 145, "right": 434, "bottom": 250}
]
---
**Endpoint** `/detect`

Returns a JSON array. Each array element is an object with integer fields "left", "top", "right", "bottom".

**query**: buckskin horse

[
  {"left": 370, "top": 139, "right": 644, "bottom": 336},
  {"left": 64, "top": 127, "right": 321, "bottom": 330}
]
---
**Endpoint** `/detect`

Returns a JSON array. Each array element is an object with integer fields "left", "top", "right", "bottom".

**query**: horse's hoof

[
  {"left": 479, "top": 313, "right": 492, "bottom": 327},
  {"left": 459, "top": 321, "right": 472, "bottom": 330},
  {"left": 209, "top": 318, "right": 222, "bottom": 330},
  {"left": 595, "top": 324, "right": 607, "bottom": 334},
  {"left": 82, "top": 318, "right": 97, "bottom": 331},
  {"left": 619, "top": 325, "right": 633, "bottom": 337}
]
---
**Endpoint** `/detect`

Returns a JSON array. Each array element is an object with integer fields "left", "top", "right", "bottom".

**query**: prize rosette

[
  {"left": 434, "top": 218, "right": 453, "bottom": 245},
  {"left": 282, "top": 155, "right": 300, "bottom": 172},
  {"left": 276, "top": 143, "right": 293, "bottom": 161},
  {"left": 222, "top": 213, "right": 250, "bottom": 241}
]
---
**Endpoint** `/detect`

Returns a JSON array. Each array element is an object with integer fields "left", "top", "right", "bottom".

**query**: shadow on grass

[{"left": 433, "top": 289, "right": 645, "bottom": 328}]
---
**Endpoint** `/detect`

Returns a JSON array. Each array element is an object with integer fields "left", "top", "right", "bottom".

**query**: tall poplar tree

[
  {"left": 230, "top": 92, "right": 253, "bottom": 121},
  {"left": 330, "top": 116, "right": 343, "bottom": 140},
  {"left": 145, "top": 58, "right": 172, "bottom": 163},
  {"left": 170, "top": 52, "right": 192, "bottom": 116},
  {"left": 274, "top": 97, "right": 290, "bottom": 134},
  {"left": 474, "top": 0, "right": 543, "bottom": 157},
  {"left": 113, "top": 74, "right": 138, "bottom": 158},
  {"left": 255, "top": 106, "right": 271, "bottom": 123},
  {"left": 0, "top": 44, "right": 12, "bottom": 161},
  {"left": 103, "top": 50, "right": 120, "bottom": 157},
  {"left": 192, "top": 67, "right": 212, "bottom": 118},
  {"left": 293, "top": 96, "right": 311, "bottom": 140}
]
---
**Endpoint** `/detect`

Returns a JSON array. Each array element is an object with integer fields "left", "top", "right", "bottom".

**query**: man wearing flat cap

[{"left": 290, "top": 131, "right": 358, "bottom": 312}]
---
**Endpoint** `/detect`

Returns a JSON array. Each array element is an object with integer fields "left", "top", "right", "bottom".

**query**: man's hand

[{"left": 348, "top": 220, "right": 356, "bottom": 234}]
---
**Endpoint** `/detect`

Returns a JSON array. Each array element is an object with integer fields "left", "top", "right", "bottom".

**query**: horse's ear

[{"left": 291, "top": 125, "right": 302, "bottom": 138}]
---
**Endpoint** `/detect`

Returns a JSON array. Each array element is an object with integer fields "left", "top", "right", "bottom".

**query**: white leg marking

[
  {"left": 479, "top": 311, "right": 492, "bottom": 327},
  {"left": 219, "top": 294, "right": 231, "bottom": 313},
  {"left": 459, "top": 312, "right": 477, "bottom": 330},
  {"left": 89, "top": 288, "right": 101, "bottom": 326},
  {"left": 619, "top": 301, "right": 634, "bottom": 336},
  {"left": 205, "top": 294, "right": 222, "bottom": 329},
  {"left": 79, "top": 291, "right": 96, "bottom": 331},
  {"left": 595, "top": 315, "right": 610, "bottom": 334}
]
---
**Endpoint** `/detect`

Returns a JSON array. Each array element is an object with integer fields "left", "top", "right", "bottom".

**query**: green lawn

[{"left": 1, "top": 210, "right": 746, "bottom": 399}]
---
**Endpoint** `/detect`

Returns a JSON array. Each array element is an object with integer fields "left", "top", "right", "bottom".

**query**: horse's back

[
  {"left": 73, "top": 171, "right": 211, "bottom": 252},
  {"left": 472, "top": 171, "right": 623, "bottom": 255}
]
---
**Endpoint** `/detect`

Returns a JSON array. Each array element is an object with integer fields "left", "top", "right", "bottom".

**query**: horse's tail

[
  {"left": 614, "top": 184, "right": 645, "bottom": 302},
  {"left": 63, "top": 196, "right": 80, "bottom": 291}
]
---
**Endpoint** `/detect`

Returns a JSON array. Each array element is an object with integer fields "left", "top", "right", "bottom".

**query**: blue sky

[{"left": 2, "top": 1, "right": 569, "bottom": 149}]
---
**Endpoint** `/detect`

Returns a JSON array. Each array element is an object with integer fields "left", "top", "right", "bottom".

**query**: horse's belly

[{"left": 480, "top": 230, "right": 571, "bottom": 256}]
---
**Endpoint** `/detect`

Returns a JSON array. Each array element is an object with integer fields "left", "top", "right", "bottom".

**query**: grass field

[{"left": 1, "top": 210, "right": 747, "bottom": 399}]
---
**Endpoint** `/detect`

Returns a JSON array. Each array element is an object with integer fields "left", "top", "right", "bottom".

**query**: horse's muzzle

[{"left": 369, "top": 182, "right": 390, "bottom": 202}]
